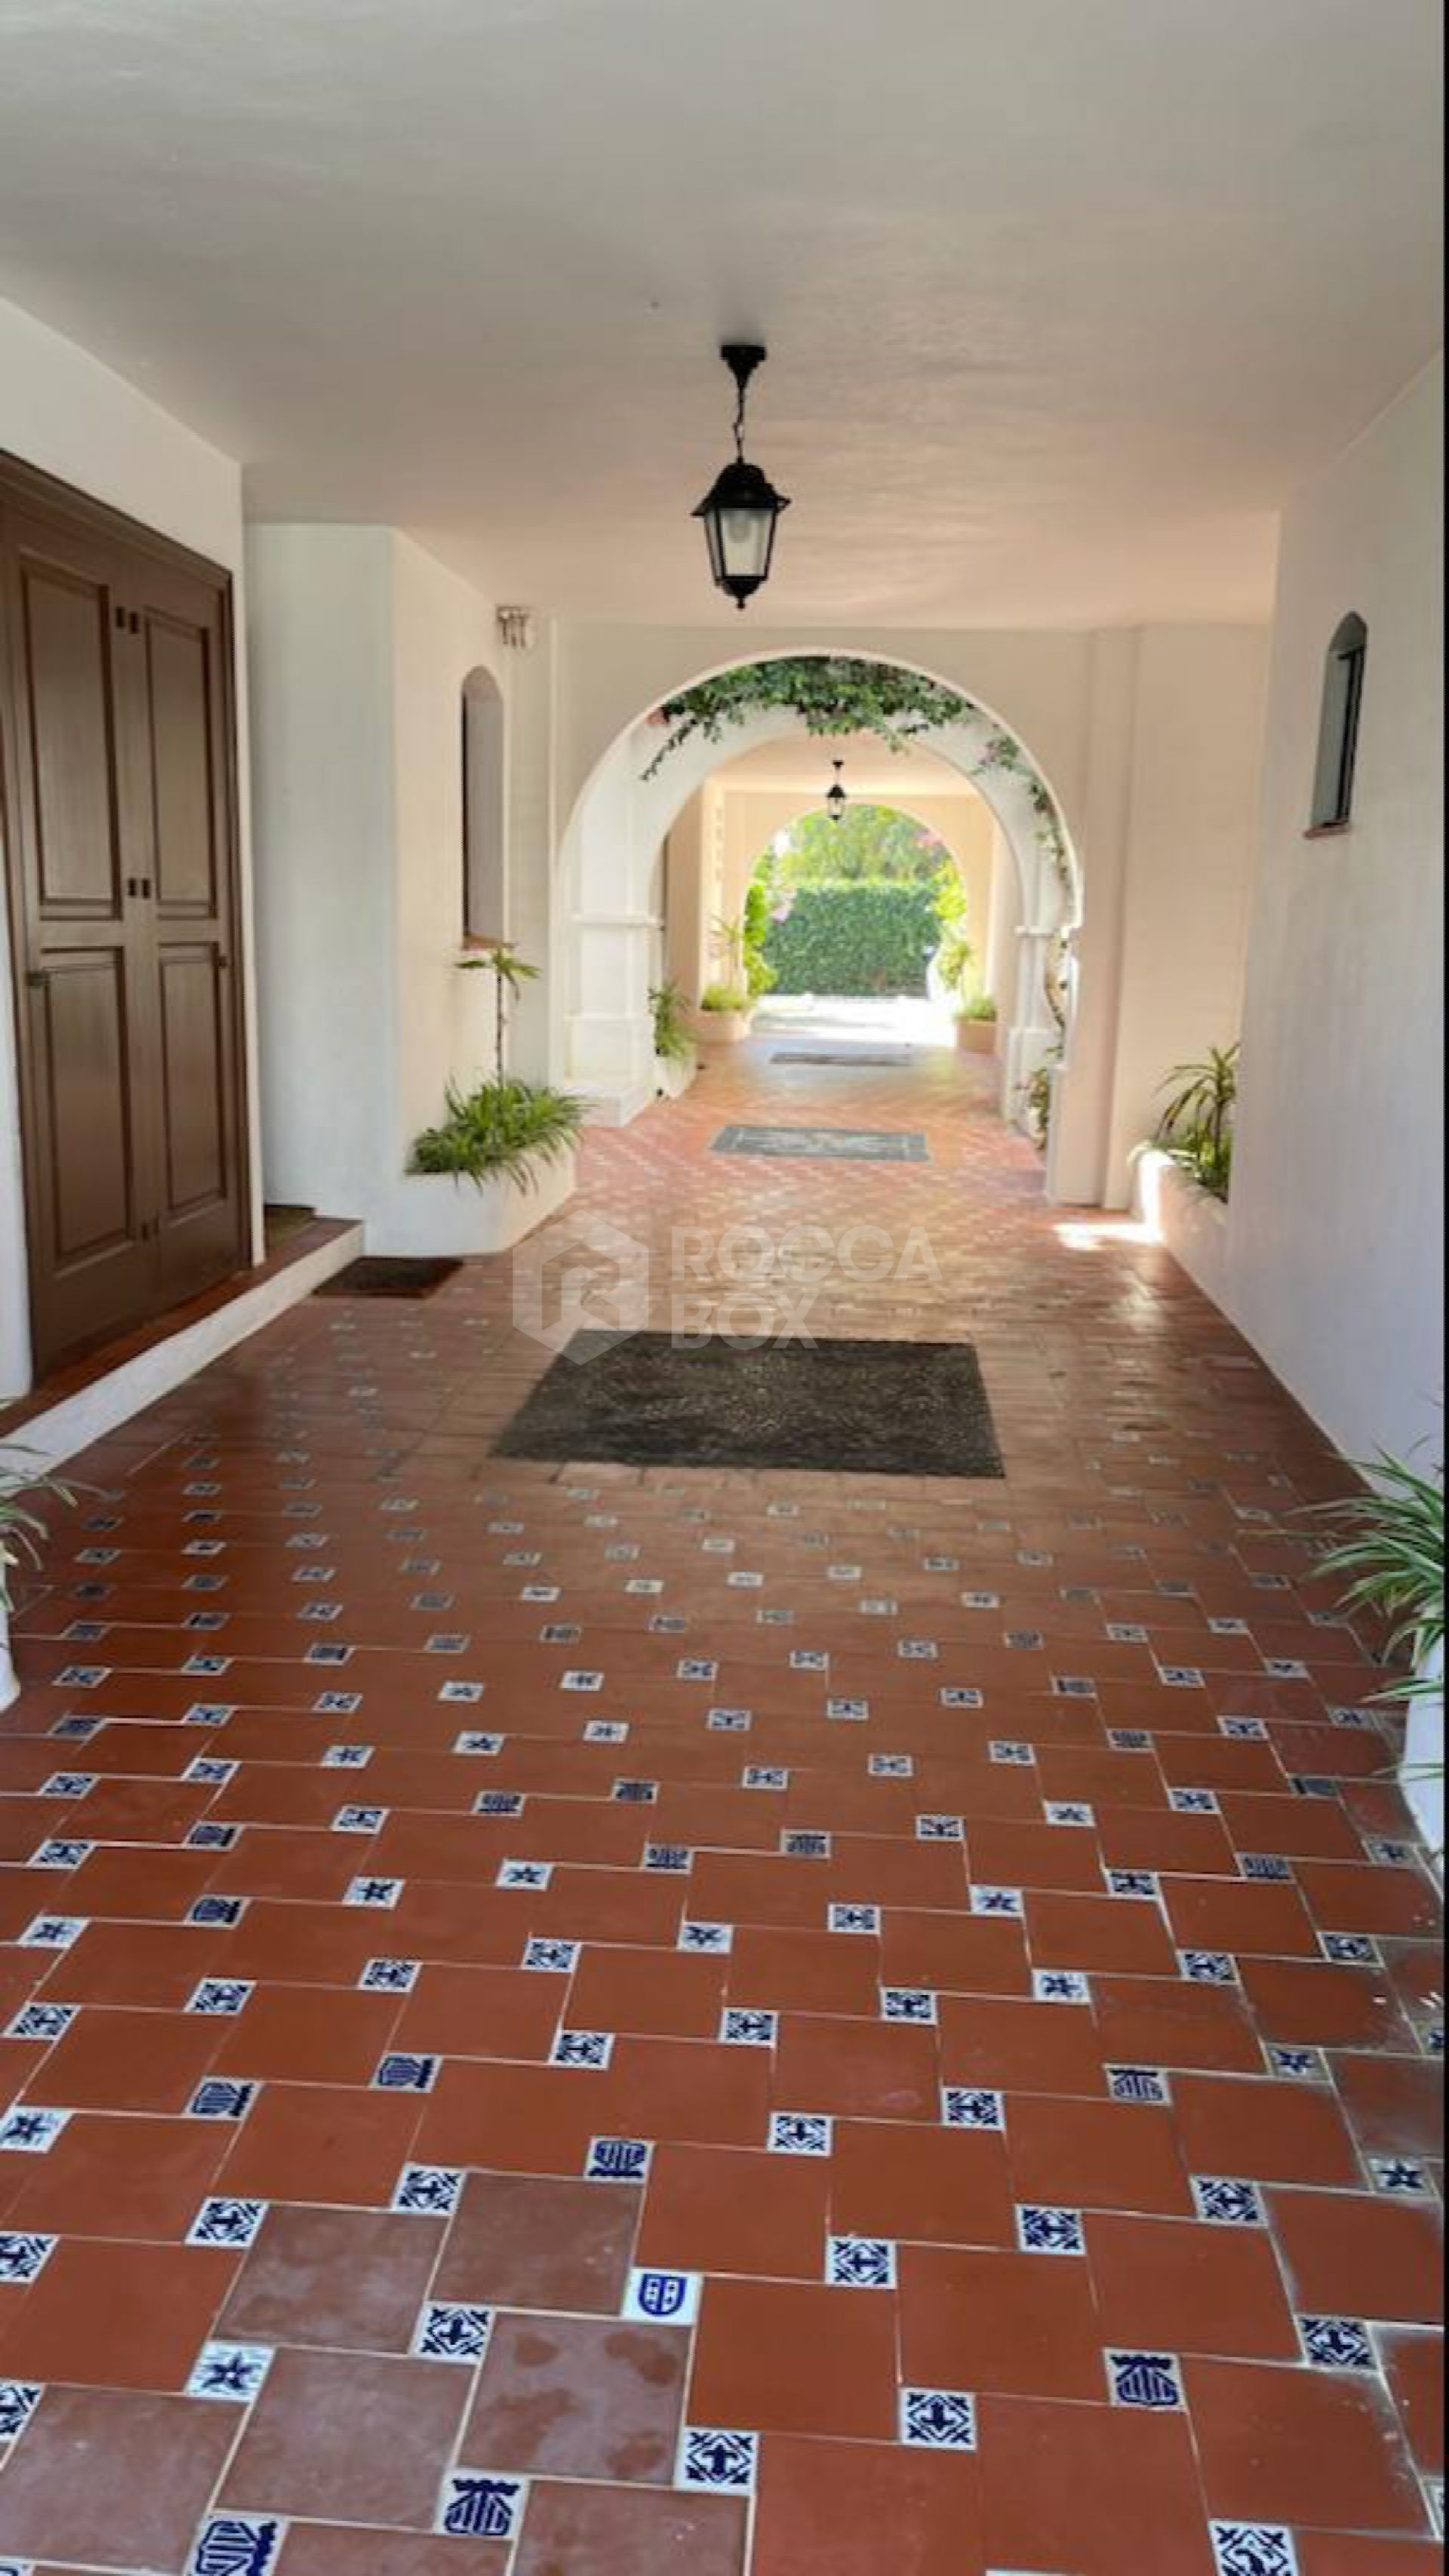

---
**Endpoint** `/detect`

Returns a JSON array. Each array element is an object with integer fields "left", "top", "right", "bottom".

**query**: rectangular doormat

[
  {"left": 494, "top": 1332, "right": 1004, "bottom": 1478},
  {"left": 315, "top": 1256, "right": 462, "bottom": 1299},
  {"left": 712, "top": 1124, "right": 929, "bottom": 1162},
  {"left": 770, "top": 1049, "right": 912, "bottom": 1067}
]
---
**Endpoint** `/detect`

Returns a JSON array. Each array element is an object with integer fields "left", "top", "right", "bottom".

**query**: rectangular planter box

[
  {"left": 379, "top": 1149, "right": 577, "bottom": 1256},
  {"left": 1136, "top": 1147, "right": 1232, "bottom": 1312}
]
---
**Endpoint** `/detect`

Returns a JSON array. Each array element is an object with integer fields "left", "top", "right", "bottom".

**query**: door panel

[
  {"left": 1, "top": 455, "right": 249, "bottom": 1376},
  {"left": 146, "top": 613, "right": 217, "bottom": 914},
  {"left": 20, "top": 562, "right": 122, "bottom": 917},
  {"left": 157, "top": 946, "right": 226, "bottom": 1213}
]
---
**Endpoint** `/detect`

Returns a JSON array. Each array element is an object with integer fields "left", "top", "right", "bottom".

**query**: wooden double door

[{"left": 0, "top": 456, "right": 248, "bottom": 1376}]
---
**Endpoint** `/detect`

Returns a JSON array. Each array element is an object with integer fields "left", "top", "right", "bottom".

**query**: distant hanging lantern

[
  {"left": 825, "top": 758, "right": 848, "bottom": 825},
  {"left": 693, "top": 343, "right": 791, "bottom": 610}
]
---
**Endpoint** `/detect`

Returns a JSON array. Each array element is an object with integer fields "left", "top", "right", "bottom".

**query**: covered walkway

[{"left": 0, "top": 1043, "right": 1439, "bottom": 2572}]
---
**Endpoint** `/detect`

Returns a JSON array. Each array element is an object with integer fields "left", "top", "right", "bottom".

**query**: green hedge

[{"left": 761, "top": 881, "right": 940, "bottom": 996}]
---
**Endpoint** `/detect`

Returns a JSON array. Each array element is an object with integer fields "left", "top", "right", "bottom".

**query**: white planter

[
  {"left": 691, "top": 1008, "right": 754, "bottom": 1047},
  {"left": 1402, "top": 1643, "right": 1444, "bottom": 1855},
  {"left": 0, "top": 1597, "right": 17, "bottom": 1714},
  {"left": 655, "top": 1053, "right": 697, "bottom": 1099},
  {"left": 377, "top": 1149, "right": 577, "bottom": 1256},
  {"left": 1134, "top": 1147, "right": 1232, "bottom": 1312}
]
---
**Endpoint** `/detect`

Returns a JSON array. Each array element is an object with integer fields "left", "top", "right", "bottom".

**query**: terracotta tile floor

[{"left": 0, "top": 1041, "right": 1442, "bottom": 2575}]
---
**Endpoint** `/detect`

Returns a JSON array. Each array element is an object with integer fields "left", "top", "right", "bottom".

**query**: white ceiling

[
  {"left": 0, "top": 0, "right": 1441, "bottom": 626},
  {"left": 715, "top": 733, "right": 980, "bottom": 800}
]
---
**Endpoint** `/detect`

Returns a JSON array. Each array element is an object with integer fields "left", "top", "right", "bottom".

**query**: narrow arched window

[
  {"left": 461, "top": 667, "right": 506, "bottom": 939},
  {"left": 1309, "top": 613, "right": 1367, "bottom": 831}
]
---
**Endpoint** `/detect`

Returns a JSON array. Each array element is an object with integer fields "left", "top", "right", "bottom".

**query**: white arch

[{"left": 554, "top": 648, "right": 1081, "bottom": 1184}]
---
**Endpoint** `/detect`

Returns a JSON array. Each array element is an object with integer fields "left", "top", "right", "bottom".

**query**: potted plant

[
  {"left": 398, "top": 944, "right": 585, "bottom": 1252},
  {"left": 1315, "top": 1450, "right": 1444, "bottom": 1849},
  {"left": 692, "top": 914, "right": 757, "bottom": 1044},
  {"left": 955, "top": 992, "right": 998, "bottom": 1055},
  {"left": 1155, "top": 1044, "right": 1239, "bottom": 1202},
  {"left": 1, "top": 1449, "right": 74, "bottom": 1712},
  {"left": 650, "top": 978, "right": 697, "bottom": 1097}
]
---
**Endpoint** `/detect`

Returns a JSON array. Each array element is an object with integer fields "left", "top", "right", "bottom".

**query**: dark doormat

[
  {"left": 712, "top": 1124, "right": 929, "bottom": 1162},
  {"left": 494, "top": 1332, "right": 1004, "bottom": 1478},
  {"left": 315, "top": 1256, "right": 463, "bottom": 1299},
  {"left": 770, "top": 1049, "right": 912, "bottom": 1067}
]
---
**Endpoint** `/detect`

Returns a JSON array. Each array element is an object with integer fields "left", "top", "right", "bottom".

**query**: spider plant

[
  {"left": 409, "top": 1076, "right": 584, "bottom": 1191},
  {"left": 0, "top": 1448, "right": 75, "bottom": 1613},
  {"left": 1155, "top": 1044, "right": 1239, "bottom": 1201},
  {"left": 1314, "top": 1451, "right": 1444, "bottom": 1705}
]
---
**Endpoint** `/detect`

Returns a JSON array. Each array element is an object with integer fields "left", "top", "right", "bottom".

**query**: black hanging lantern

[
  {"left": 694, "top": 343, "right": 791, "bottom": 609},
  {"left": 825, "top": 758, "right": 848, "bottom": 825}
]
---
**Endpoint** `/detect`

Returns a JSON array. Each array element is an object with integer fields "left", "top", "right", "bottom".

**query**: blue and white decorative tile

[
  {"left": 551, "top": 2030, "right": 614, "bottom": 2070},
  {"left": 359, "top": 1957, "right": 420, "bottom": 1993},
  {"left": 187, "top": 1895, "right": 247, "bottom": 1929},
  {"left": 392, "top": 2165, "right": 463, "bottom": 2217},
  {"left": 743, "top": 1766, "right": 789, "bottom": 1792},
  {"left": 828, "top": 1902, "right": 881, "bottom": 1935},
  {"left": 586, "top": 2137, "right": 653, "bottom": 2184},
  {"left": 1107, "top": 1869, "right": 1159, "bottom": 1901},
  {"left": 940, "top": 1686, "right": 984, "bottom": 1710},
  {"left": 624, "top": 2267, "right": 701, "bottom": 2325},
  {"left": 373, "top": 2052, "right": 438, "bottom": 2093},
  {"left": 645, "top": 1843, "right": 694, "bottom": 1874},
  {"left": 1192, "top": 2176, "right": 1265, "bottom": 2227},
  {"left": 436, "top": 2474, "right": 528, "bottom": 2541},
  {"left": 560, "top": 1671, "right": 605, "bottom": 1694},
  {"left": 0, "top": 2230, "right": 53, "bottom": 2286},
  {"left": 584, "top": 1720, "right": 629, "bottom": 1744},
  {"left": 1169, "top": 1788, "right": 1220, "bottom": 1815},
  {"left": 1107, "top": 2348, "right": 1185, "bottom": 2409},
  {"left": 881, "top": 1987, "right": 937, "bottom": 2025},
  {"left": 1369, "top": 2156, "right": 1433, "bottom": 2196},
  {"left": 1016, "top": 2205, "right": 1084, "bottom": 2256},
  {"left": 707, "top": 1708, "right": 752, "bottom": 1733},
  {"left": 1210, "top": 2524, "right": 1298, "bottom": 2576},
  {"left": 679, "top": 1920, "right": 734, "bottom": 1954},
  {"left": 17, "top": 1916, "right": 87, "bottom": 1951},
  {"left": 454, "top": 1729, "right": 504, "bottom": 1754},
  {"left": 497, "top": 1860, "right": 552, "bottom": 1891},
  {"left": 678, "top": 2428, "right": 758, "bottom": 2495},
  {"left": 868, "top": 1754, "right": 914, "bottom": 1779},
  {"left": 189, "top": 2197, "right": 268, "bottom": 2249},
  {"left": 1297, "top": 2314, "right": 1374, "bottom": 2371},
  {"left": 989, "top": 1742, "right": 1035, "bottom": 1769},
  {"left": 1109, "top": 1729, "right": 1153, "bottom": 1752},
  {"left": 332, "top": 1803, "right": 388, "bottom": 1835},
  {"left": 770, "top": 2113, "right": 833, "bottom": 2156},
  {"left": 1240, "top": 1853, "right": 1293, "bottom": 1883},
  {"left": 1265, "top": 2044, "right": 1327, "bottom": 2083},
  {"left": 190, "top": 2514, "right": 285, "bottom": 2575},
  {"left": 188, "top": 2079, "right": 258, "bottom": 2123},
  {"left": 343, "top": 1876, "right": 403, "bottom": 1908},
  {"left": 0, "top": 2107, "right": 69, "bottom": 2155},
  {"left": 0, "top": 2382, "right": 42, "bottom": 2442},
  {"left": 1033, "top": 1969, "right": 1091, "bottom": 2005},
  {"left": 782, "top": 1831, "right": 832, "bottom": 1860},
  {"left": 322, "top": 1742, "right": 374, "bottom": 1768},
  {"left": 827, "top": 2236, "right": 897, "bottom": 2289},
  {"left": 187, "top": 2342, "right": 274, "bottom": 2402},
  {"left": 1320, "top": 1932, "right": 1379, "bottom": 1966},
  {"left": 522, "top": 1937, "right": 580, "bottom": 1974},
  {"left": 719, "top": 2009, "right": 777, "bottom": 2049},
  {"left": 1044, "top": 1803, "right": 1094, "bottom": 1828},
  {"left": 942, "top": 2088, "right": 1004, "bottom": 2132},
  {"left": 414, "top": 2302, "right": 494, "bottom": 2362},
  {"left": 900, "top": 2387, "right": 977, "bottom": 2451},
  {"left": 612, "top": 1778, "right": 659, "bottom": 1806},
  {"left": 189, "top": 1979, "right": 254, "bottom": 2017},
  {"left": 1178, "top": 1950, "right": 1238, "bottom": 1986},
  {"left": 188, "top": 1822, "right": 239, "bottom": 1852},
  {"left": 971, "top": 1886, "right": 1025, "bottom": 1918},
  {"left": 29, "top": 1837, "right": 94, "bottom": 1871},
  {"left": 1106, "top": 2065, "right": 1169, "bottom": 2104}
]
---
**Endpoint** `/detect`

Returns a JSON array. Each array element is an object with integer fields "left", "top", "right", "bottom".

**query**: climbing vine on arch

[{"left": 640, "top": 654, "right": 1075, "bottom": 898}]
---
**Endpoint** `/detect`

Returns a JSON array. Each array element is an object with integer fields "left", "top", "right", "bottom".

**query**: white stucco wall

[
  {"left": 1227, "top": 359, "right": 1444, "bottom": 1462},
  {"left": 0, "top": 297, "right": 257, "bottom": 1397},
  {"left": 246, "top": 524, "right": 502, "bottom": 1237}
]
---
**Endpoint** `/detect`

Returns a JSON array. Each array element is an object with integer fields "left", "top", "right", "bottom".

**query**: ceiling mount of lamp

[
  {"left": 694, "top": 343, "right": 791, "bottom": 609},
  {"left": 826, "top": 758, "right": 848, "bottom": 825}
]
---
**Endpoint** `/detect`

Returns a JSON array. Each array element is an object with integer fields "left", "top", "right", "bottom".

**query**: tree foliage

[
  {"left": 764, "top": 804, "right": 947, "bottom": 887},
  {"left": 761, "top": 882, "right": 943, "bottom": 997}
]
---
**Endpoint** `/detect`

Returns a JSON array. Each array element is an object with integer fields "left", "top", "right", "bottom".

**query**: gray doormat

[
  {"left": 494, "top": 1332, "right": 1004, "bottom": 1477},
  {"left": 712, "top": 1124, "right": 929, "bottom": 1162},
  {"left": 770, "top": 1049, "right": 912, "bottom": 1066}
]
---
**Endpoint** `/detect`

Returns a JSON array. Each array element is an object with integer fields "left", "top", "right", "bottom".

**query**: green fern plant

[
  {"left": 649, "top": 979, "right": 694, "bottom": 1063},
  {"left": 409, "top": 1076, "right": 583, "bottom": 1191}
]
